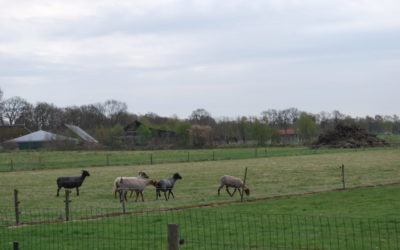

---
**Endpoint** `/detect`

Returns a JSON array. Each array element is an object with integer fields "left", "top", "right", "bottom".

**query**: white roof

[
  {"left": 7, "top": 130, "right": 78, "bottom": 143},
  {"left": 65, "top": 124, "right": 98, "bottom": 143}
]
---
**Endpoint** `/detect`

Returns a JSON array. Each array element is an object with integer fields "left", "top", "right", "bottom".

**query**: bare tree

[
  {"left": 189, "top": 108, "right": 216, "bottom": 127},
  {"left": 2, "top": 96, "right": 30, "bottom": 125},
  {"left": 0, "top": 88, "right": 4, "bottom": 125},
  {"left": 102, "top": 100, "right": 128, "bottom": 126}
]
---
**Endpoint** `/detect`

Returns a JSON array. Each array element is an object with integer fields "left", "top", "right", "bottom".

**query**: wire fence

[
  {"left": 1, "top": 208, "right": 399, "bottom": 249},
  {"left": 0, "top": 146, "right": 393, "bottom": 172}
]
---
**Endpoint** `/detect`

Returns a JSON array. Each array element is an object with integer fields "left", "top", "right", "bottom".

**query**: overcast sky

[{"left": 1, "top": 0, "right": 399, "bottom": 119}]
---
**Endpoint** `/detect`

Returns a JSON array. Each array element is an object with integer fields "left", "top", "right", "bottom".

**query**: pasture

[{"left": 1, "top": 148, "right": 400, "bottom": 249}]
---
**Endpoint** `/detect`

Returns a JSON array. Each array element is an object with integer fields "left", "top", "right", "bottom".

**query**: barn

[{"left": 5, "top": 130, "right": 78, "bottom": 150}]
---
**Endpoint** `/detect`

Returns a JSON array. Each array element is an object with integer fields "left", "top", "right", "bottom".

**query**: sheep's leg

[
  {"left": 217, "top": 184, "right": 224, "bottom": 196},
  {"left": 156, "top": 189, "right": 159, "bottom": 200},
  {"left": 168, "top": 190, "right": 175, "bottom": 199},
  {"left": 76, "top": 187, "right": 79, "bottom": 196},
  {"left": 135, "top": 191, "right": 140, "bottom": 202},
  {"left": 56, "top": 187, "right": 61, "bottom": 197},
  {"left": 140, "top": 191, "right": 144, "bottom": 202},
  {"left": 129, "top": 190, "right": 135, "bottom": 198},
  {"left": 164, "top": 191, "right": 168, "bottom": 201},
  {"left": 238, "top": 188, "right": 243, "bottom": 197},
  {"left": 231, "top": 188, "right": 237, "bottom": 196},
  {"left": 225, "top": 186, "right": 234, "bottom": 197}
]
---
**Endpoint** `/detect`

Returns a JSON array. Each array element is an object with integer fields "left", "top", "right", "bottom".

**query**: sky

[{"left": 1, "top": 0, "right": 399, "bottom": 119}]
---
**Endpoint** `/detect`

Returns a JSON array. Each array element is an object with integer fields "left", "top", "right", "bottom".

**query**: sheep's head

[
  {"left": 173, "top": 173, "right": 182, "bottom": 180},
  {"left": 82, "top": 170, "right": 90, "bottom": 177},
  {"left": 244, "top": 187, "right": 250, "bottom": 196},
  {"left": 138, "top": 171, "right": 149, "bottom": 179},
  {"left": 150, "top": 180, "right": 158, "bottom": 186}
]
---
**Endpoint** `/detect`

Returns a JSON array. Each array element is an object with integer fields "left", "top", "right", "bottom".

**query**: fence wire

[{"left": 1, "top": 208, "right": 399, "bottom": 250}]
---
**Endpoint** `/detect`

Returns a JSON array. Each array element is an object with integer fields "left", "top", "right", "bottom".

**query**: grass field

[
  {"left": 0, "top": 146, "right": 386, "bottom": 172},
  {"left": 1, "top": 148, "right": 399, "bottom": 249}
]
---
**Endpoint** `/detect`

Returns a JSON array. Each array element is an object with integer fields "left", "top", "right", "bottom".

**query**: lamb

[
  {"left": 217, "top": 175, "right": 250, "bottom": 197},
  {"left": 113, "top": 171, "right": 149, "bottom": 198},
  {"left": 56, "top": 170, "right": 90, "bottom": 196},
  {"left": 118, "top": 177, "right": 157, "bottom": 202},
  {"left": 156, "top": 173, "right": 182, "bottom": 201}
]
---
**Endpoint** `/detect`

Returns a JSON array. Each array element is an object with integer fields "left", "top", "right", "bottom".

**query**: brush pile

[{"left": 311, "top": 123, "right": 390, "bottom": 149}]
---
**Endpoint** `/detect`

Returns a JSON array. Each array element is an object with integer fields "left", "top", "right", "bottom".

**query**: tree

[
  {"left": 176, "top": 121, "right": 191, "bottom": 147},
  {"left": 189, "top": 125, "right": 213, "bottom": 147},
  {"left": 102, "top": 100, "right": 128, "bottom": 126},
  {"left": 251, "top": 119, "right": 271, "bottom": 145},
  {"left": 0, "top": 88, "right": 5, "bottom": 125},
  {"left": 2, "top": 96, "right": 30, "bottom": 125},
  {"left": 295, "top": 113, "right": 318, "bottom": 144},
  {"left": 189, "top": 108, "right": 216, "bottom": 127}
]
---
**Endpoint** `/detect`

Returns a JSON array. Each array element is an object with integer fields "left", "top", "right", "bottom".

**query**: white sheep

[
  {"left": 113, "top": 171, "right": 149, "bottom": 198},
  {"left": 118, "top": 177, "right": 157, "bottom": 202},
  {"left": 217, "top": 175, "right": 250, "bottom": 197}
]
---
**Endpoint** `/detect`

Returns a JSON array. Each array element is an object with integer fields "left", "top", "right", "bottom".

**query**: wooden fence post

[
  {"left": 341, "top": 164, "right": 346, "bottom": 189},
  {"left": 168, "top": 224, "right": 180, "bottom": 250},
  {"left": 121, "top": 197, "right": 126, "bottom": 214},
  {"left": 150, "top": 154, "right": 153, "bottom": 165},
  {"left": 241, "top": 167, "right": 248, "bottom": 202},
  {"left": 10, "top": 159, "right": 14, "bottom": 171},
  {"left": 64, "top": 190, "right": 71, "bottom": 221},
  {"left": 14, "top": 189, "right": 20, "bottom": 225}
]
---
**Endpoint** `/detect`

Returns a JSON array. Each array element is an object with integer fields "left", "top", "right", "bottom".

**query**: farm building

[
  {"left": 279, "top": 129, "right": 299, "bottom": 144},
  {"left": 123, "top": 120, "right": 177, "bottom": 145},
  {"left": 4, "top": 130, "right": 78, "bottom": 149}
]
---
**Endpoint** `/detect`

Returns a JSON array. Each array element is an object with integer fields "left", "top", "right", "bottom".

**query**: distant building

[
  {"left": 123, "top": 120, "right": 177, "bottom": 145},
  {"left": 279, "top": 129, "right": 299, "bottom": 144},
  {"left": 4, "top": 130, "right": 78, "bottom": 150}
]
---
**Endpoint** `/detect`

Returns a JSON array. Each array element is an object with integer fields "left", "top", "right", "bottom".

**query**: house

[{"left": 279, "top": 129, "right": 299, "bottom": 144}]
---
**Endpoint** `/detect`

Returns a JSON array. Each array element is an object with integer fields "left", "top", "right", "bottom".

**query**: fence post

[
  {"left": 168, "top": 224, "right": 180, "bottom": 250},
  {"left": 121, "top": 197, "right": 126, "bottom": 214},
  {"left": 14, "top": 189, "right": 20, "bottom": 225},
  {"left": 10, "top": 159, "right": 14, "bottom": 171},
  {"left": 341, "top": 164, "right": 345, "bottom": 189},
  {"left": 64, "top": 190, "right": 71, "bottom": 221},
  {"left": 241, "top": 167, "right": 248, "bottom": 202},
  {"left": 13, "top": 242, "right": 19, "bottom": 250},
  {"left": 150, "top": 154, "right": 153, "bottom": 165}
]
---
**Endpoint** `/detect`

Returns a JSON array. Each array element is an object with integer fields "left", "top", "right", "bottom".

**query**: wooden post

[
  {"left": 168, "top": 224, "right": 180, "bottom": 250},
  {"left": 64, "top": 190, "right": 71, "bottom": 221},
  {"left": 14, "top": 189, "right": 20, "bottom": 225},
  {"left": 10, "top": 159, "right": 14, "bottom": 171},
  {"left": 13, "top": 242, "right": 19, "bottom": 250},
  {"left": 241, "top": 167, "right": 248, "bottom": 202},
  {"left": 150, "top": 154, "right": 153, "bottom": 165},
  {"left": 341, "top": 164, "right": 345, "bottom": 189},
  {"left": 121, "top": 197, "right": 126, "bottom": 214}
]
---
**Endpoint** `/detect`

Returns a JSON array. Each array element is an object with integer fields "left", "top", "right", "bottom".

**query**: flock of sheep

[{"left": 56, "top": 170, "right": 250, "bottom": 202}]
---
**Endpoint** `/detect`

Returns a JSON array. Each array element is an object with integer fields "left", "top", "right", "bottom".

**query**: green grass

[
  {"left": 0, "top": 146, "right": 389, "bottom": 172},
  {"left": 1, "top": 186, "right": 399, "bottom": 249},
  {"left": 379, "top": 134, "right": 400, "bottom": 146},
  {"left": 1, "top": 148, "right": 400, "bottom": 249}
]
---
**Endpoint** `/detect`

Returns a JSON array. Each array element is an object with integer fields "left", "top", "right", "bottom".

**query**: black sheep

[
  {"left": 56, "top": 170, "right": 90, "bottom": 196},
  {"left": 156, "top": 173, "right": 182, "bottom": 201}
]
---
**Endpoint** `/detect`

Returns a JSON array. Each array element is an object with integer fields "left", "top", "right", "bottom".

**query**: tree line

[{"left": 0, "top": 87, "right": 399, "bottom": 148}]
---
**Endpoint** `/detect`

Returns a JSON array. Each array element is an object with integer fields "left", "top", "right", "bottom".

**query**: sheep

[
  {"left": 113, "top": 171, "right": 149, "bottom": 198},
  {"left": 118, "top": 177, "right": 157, "bottom": 202},
  {"left": 56, "top": 170, "right": 90, "bottom": 196},
  {"left": 156, "top": 173, "right": 182, "bottom": 201},
  {"left": 217, "top": 175, "right": 250, "bottom": 197}
]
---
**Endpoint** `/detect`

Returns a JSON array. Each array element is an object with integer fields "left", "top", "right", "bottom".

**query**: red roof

[{"left": 279, "top": 129, "right": 296, "bottom": 135}]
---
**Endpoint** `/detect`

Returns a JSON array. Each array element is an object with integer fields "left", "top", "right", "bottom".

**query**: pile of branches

[{"left": 311, "top": 123, "right": 390, "bottom": 149}]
